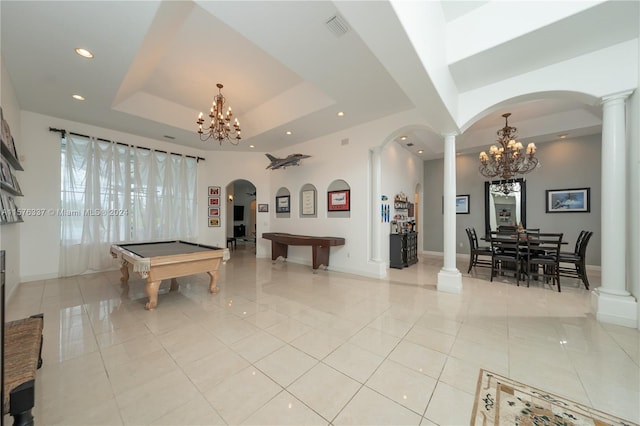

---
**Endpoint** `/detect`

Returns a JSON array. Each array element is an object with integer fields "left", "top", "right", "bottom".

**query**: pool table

[{"left": 110, "top": 241, "right": 224, "bottom": 310}]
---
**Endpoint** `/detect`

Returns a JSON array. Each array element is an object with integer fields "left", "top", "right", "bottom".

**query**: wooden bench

[
  {"left": 3, "top": 314, "right": 44, "bottom": 426},
  {"left": 261, "top": 232, "right": 345, "bottom": 271}
]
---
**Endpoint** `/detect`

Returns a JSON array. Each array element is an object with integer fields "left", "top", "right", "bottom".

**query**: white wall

[
  {"left": 423, "top": 134, "right": 603, "bottom": 266},
  {"left": 0, "top": 56, "right": 23, "bottom": 297},
  {"left": 458, "top": 40, "right": 638, "bottom": 128},
  {"left": 263, "top": 111, "right": 424, "bottom": 278},
  {"left": 18, "top": 111, "right": 208, "bottom": 281},
  {"left": 16, "top": 108, "right": 424, "bottom": 281},
  {"left": 380, "top": 140, "right": 424, "bottom": 264},
  {"left": 198, "top": 152, "right": 270, "bottom": 256}
]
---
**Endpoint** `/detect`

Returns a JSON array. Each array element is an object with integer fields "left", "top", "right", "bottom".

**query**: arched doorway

[{"left": 225, "top": 179, "right": 257, "bottom": 255}]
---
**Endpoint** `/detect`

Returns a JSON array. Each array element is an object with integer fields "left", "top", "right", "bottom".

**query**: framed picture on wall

[
  {"left": 276, "top": 195, "right": 290, "bottom": 213},
  {"left": 208, "top": 207, "right": 219, "bottom": 217},
  {"left": 208, "top": 217, "right": 220, "bottom": 227},
  {"left": 208, "top": 197, "right": 220, "bottom": 206},
  {"left": 456, "top": 195, "right": 470, "bottom": 214},
  {"left": 208, "top": 186, "right": 220, "bottom": 196},
  {"left": 328, "top": 190, "right": 350, "bottom": 211},
  {"left": 0, "top": 192, "right": 6, "bottom": 222},
  {"left": 301, "top": 189, "right": 315, "bottom": 215},
  {"left": 546, "top": 187, "right": 590, "bottom": 213},
  {"left": 258, "top": 203, "right": 268, "bottom": 212}
]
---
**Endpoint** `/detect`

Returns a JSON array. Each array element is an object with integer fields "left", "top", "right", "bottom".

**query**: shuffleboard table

[
  {"left": 110, "top": 241, "right": 224, "bottom": 310},
  {"left": 261, "top": 232, "right": 345, "bottom": 271}
]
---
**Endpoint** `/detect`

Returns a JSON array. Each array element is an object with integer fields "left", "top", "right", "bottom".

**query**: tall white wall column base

[
  {"left": 591, "top": 289, "right": 638, "bottom": 328},
  {"left": 437, "top": 269, "right": 462, "bottom": 294},
  {"left": 369, "top": 260, "right": 388, "bottom": 279}
]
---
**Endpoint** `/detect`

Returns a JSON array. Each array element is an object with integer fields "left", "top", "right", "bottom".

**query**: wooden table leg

[
  {"left": 120, "top": 263, "right": 130, "bottom": 283},
  {"left": 271, "top": 241, "right": 288, "bottom": 262},
  {"left": 170, "top": 278, "right": 179, "bottom": 292},
  {"left": 145, "top": 280, "right": 161, "bottom": 310},
  {"left": 207, "top": 270, "right": 220, "bottom": 293},
  {"left": 312, "top": 245, "right": 330, "bottom": 270}
]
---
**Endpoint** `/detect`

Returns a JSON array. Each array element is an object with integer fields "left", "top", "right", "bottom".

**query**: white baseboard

[{"left": 19, "top": 272, "right": 60, "bottom": 283}]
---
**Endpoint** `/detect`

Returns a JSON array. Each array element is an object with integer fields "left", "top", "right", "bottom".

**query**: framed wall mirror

[{"left": 484, "top": 178, "right": 526, "bottom": 235}]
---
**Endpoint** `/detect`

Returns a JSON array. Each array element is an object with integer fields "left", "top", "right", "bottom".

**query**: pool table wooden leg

[
  {"left": 145, "top": 280, "right": 161, "bottom": 310},
  {"left": 120, "top": 263, "right": 129, "bottom": 283},
  {"left": 207, "top": 270, "right": 220, "bottom": 293},
  {"left": 170, "top": 278, "right": 179, "bottom": 292}
]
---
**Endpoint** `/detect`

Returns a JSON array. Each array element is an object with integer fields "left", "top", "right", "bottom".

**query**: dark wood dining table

[
  {"left": 481, "top": 233, "right": 568, "bottom": 245},
  {"left": 482, "top": 232, "right": 568, "bottom": 283}
]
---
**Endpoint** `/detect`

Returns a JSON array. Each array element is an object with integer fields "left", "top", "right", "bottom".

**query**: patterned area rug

[{"left": 471, "top": 369, "right": 638, "bottom": 426}]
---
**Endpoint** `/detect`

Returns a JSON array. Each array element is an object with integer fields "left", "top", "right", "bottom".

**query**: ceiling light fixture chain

[
  {"left": 197, "top": 83, "right": 241, "bottom": 145},
  {"left": 478, "top": 113, "right": 539, "bottom": 181}
]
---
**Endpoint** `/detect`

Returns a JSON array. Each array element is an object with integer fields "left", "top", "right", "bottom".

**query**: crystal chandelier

[
  {"left": 197, "top": 83, "right": 241, "bottom": 145},
  {"left": 478, "top": 113, "right": 538, "bottom": 180}
]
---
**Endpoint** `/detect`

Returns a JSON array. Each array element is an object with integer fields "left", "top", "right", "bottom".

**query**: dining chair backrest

[
  {"left": 465, "top": 228, "right": 474, "bottom": 250},
  {"left": 469, "top": 227, "right": 484, "bottom": 249},
  {"left": 490, "top": 233, "right": 521, "bottom": 254},
  {"left": 577, "top": 231, "right": 593, "bottom": 258},
  {"left": 527, "top": 232, "right": 564, "bottom": 257},
  {"left": 524, "top": 228, "right": 540, "bottom": 236},
  {"left": 497, "top": 225, "right": 517, "bottom": 234},
  {"left": 536, "top": 232, "right": 564, "bottom": 242},
  {"left": 573, "top": 230, "right": 588, "bottom": 254}
]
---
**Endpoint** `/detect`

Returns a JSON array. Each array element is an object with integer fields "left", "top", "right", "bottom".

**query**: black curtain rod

[{"left": 49, "top": 127, "right": 205, "bottom": 162}]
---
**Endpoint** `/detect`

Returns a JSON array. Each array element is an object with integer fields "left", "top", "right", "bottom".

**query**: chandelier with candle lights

[
  {"left": 197, "top": 83, "right": 241, "bottom": 145},
  {"left": 479, "top": 113, "right": 539, "bottom": 182}
]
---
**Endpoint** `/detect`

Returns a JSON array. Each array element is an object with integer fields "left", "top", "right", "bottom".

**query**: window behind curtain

[{"left": 60, "top": 134, "right": 197, "bottom": 276}]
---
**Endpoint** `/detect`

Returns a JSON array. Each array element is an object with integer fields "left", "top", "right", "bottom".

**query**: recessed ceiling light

[
  {"left": 75, "top": 48, "right": 94, "bottom": 59},
  {"left": 558, "top": 133, "right": 568, "bottom": 139},
  {"left": 418, "top": 150, "right": 424, "bottom": 154},
  {"left": 249, "top": 145, "right": 255, "bottom": 148},
  {"left": 400, "top": 136, "right": 407, "bottom": 141},
  {"left": 285, "top": 131, "right": 292, "bottom": 135},
  {"left": 72, "top": 94, "right": 85, "bottom": 101},
  {"left": 337, "top": 111, "right": 345, "bottom": 117}
]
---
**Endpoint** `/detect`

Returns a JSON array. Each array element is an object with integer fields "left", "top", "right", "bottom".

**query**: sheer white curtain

[
  {"left": 130, "top": 149, "right": 197, "bottom": 241},
  {"left": 60, "top": 134, "right": 197, "bottom": 276}
]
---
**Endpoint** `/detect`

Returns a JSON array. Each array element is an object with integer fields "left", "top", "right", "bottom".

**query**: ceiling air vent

[
  {"left": 406, "top": 143, "right": 414, "bottom": 147},
  {"left": 325, "top": 14, "right": 350, "bottom": 37}
]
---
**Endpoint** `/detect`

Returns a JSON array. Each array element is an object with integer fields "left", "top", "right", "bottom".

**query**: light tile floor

[{"left": 5, "top": 243, "right": 639, "bottom": 425}]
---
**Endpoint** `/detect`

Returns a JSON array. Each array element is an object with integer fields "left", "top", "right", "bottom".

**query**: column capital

[
  {"left": 442, "top": 132, "right": 458, "bottom": 139},
  {"left": 370, "top": 145, "right": 383, "bottom": 155},
  {"left": 601, "top": 90, "right": 634, "bottom": 105}
]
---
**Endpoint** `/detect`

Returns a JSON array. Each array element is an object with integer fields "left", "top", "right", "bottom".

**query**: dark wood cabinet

[{"left": 390, "top": 232, "right": 418, "bottom": 269}]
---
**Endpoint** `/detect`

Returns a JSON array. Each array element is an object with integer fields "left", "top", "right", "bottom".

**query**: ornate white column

[
  {"left": 438, "top": 133, "right": 462, "bottom": 293},
  {"left": 592, "top": 90, "right": 637, "bottom": 327}
]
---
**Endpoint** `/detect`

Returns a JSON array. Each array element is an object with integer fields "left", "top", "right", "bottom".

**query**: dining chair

[
  {"left": 524, "top": 228, "right": 540, "bottom": 236},
  {"left": 523, "top": 232, "right": 563, "bottom": 291},
  {"left": 466, "top": 227, "right": 492, "bottom": 273},
  {"left": 497, "top": 225, "right": 518, "bottom": 234},
  {"left": 558, "top": 231, "right": 593, "bottom": 289},
  {"left": 490, "top": 233, "right": 522, "bottom": 285}
]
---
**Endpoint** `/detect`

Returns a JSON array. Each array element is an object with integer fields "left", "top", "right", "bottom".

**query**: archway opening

[{"left": 226, "top": 179, "right": 257, "bottom": 255}]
